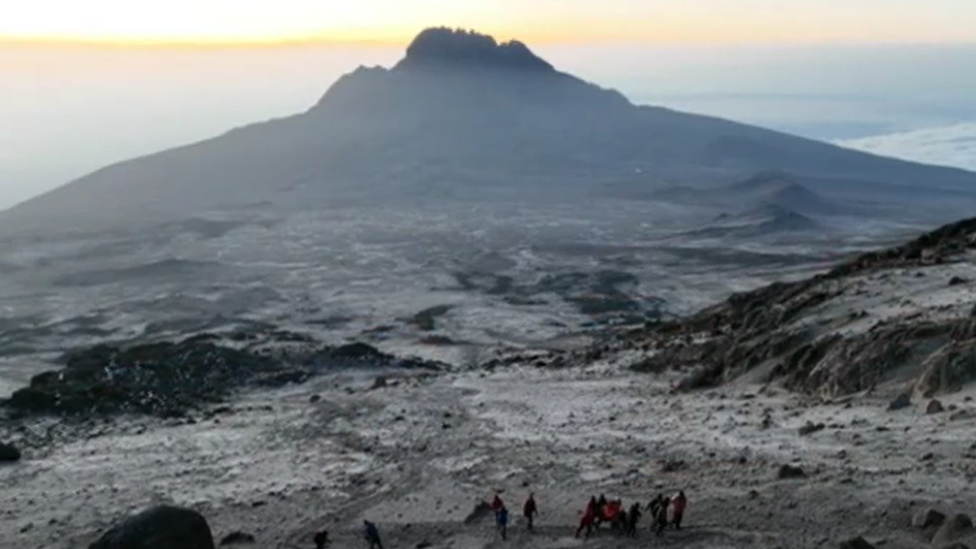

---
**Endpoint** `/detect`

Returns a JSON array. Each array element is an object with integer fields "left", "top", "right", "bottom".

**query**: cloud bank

[{"left": 836, "top": 122, "right": 976, "bottom": 172}]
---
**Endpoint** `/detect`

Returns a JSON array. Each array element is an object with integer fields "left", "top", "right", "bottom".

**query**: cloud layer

[{"left": 837, "top": 122, "right": 976, "bottom": 172}]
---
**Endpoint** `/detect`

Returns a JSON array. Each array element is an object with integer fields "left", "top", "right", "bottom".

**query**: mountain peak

[{"left": 394, "top": 27, "right": 555, "bottom": 72}]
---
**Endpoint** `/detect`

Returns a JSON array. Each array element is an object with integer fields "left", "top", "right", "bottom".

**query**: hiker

[
  {"left": 624, "top": 502, "right": 641, "bottom": 537},
  {"left": 523, "top": 493, "right": 538, "bottom": 530},
  {"left": 670, "top": 490, "right": 688, "bottom": 530},
  {"left": 654, "top": 496, "right": 670, "bottom": 536},
  {"left": 575, "top": 503, "right": 595, "bottom": 539},
  {"left": 313, "top": 530, "right": 330, "bottom": 549},
  {"left": 646, "top": 493, "right": 664, "bottom": 517},
  {"left": 491, "top": 493, "right": 505, "bottom": 514},
  {"left": 496, "top": 505, "right": 510, "bottom": 540},
  {"left": 363, "top": 521, "right": 383, "bottom": 549}
]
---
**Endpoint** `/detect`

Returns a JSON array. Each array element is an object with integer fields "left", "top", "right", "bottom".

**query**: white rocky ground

[{"left": 4, "top": 354, "right": 976, "bottom": 549}]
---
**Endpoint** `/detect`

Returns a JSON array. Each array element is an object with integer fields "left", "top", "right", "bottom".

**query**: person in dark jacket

[
  {"left": 624, "top": 502, "right": 641, "bottom": 537},
  {"left": 523, "top": 493, "right": 538, "bottom": 530},
  {"left": 313, "top": 530, "right": 330, "bottom": 549},
  {"left": 496, "top": 505, "right": 510, "bottom": 540},
  {"left": 654, "top": 497, "right": 670, "bottom": 536},
  {"left": 363, "top": 520, "right": 383, "bottom": 549}
]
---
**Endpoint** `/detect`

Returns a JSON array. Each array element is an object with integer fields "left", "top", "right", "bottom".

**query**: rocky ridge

[{"left": 623, "top": 217, "right": 976, "bottom": 398}]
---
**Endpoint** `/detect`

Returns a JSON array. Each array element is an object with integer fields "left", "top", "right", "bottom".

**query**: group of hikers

[
  {"left": 489, "top": 490, "right": 687, "bottom": 541},
  {"left": 355, "top": 490, "right": 686, "bottom": 548},
  {"left": 574, "top": 491, "right": 688, "bottom": 538}
]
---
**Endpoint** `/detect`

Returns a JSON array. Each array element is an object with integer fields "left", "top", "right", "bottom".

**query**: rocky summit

[{"left": 395, "top": 27, "right": 555, "bottom": 72}]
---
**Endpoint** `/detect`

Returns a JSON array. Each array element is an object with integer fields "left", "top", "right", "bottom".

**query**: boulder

[
  {"left": 839, "top": 537, "right": 875, "bottom": 549},
  {"left": 0, "top": 442, "right": 21, "bottom": 462},
  {"left": 777, "top": 464, "right": 806, "bottom": 479},
  {"left": 949, "top": 276, "right": 969, "bottom": 287},
  {"left": 928, "top": 399, "right": 947, "bottom": 414},
  {"left": 933, "top": 514, "right": 974, "bottom": 545},
  {"left": 912, "top": 507, "right": 946, "bottom": 529},
  {"left": 888, "top": 393, "right": 912, "bottom": 411},
  {"left": 89, "top": 505, "right": 214, "bottom": 549},
  {"left": 219, "top": 532, "right": 255, "bottom": 546}
]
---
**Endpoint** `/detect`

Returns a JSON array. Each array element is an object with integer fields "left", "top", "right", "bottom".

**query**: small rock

[
  {"left": 220, "top": 532, "right": 256, "bottom": 545},
  {"left": 921, "top": 452, "right": 936, "bottom": 461},
  {"left": 839, "top": 536, "right": 875, "bottom": 549},
  {"left": 949, "top": 276, "right": 968, "bottom": 287},
  {"left": 927, "top": 399, "right": 946, "bottom": 415},
  {"left": 309, "top": 394, "right": 321, "bottom": 404},
  {"left": 0, "top": 442, "right": 21, "bottom": 463},
  {"left": 660, "top": 459, "right": 687, "bottom": 473},
  {"left": 799, "top": 421, "right": 826, "bottom": 436},
  {"left": 416, "top": 542, "right": 432, "bottom": 549},
  {"left": 888, "top": 393, "right": 911, "bottom": 411},
  {"left": 777, "top": 464, "right": 806, "bottom": 480},
  {"left": 911, "top": 507, "right": 946, "bottom": 529}
]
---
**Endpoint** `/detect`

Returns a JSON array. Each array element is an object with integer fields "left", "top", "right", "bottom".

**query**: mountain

[{"left": 4, "top": 27, "right": 976, "bottom": 234}]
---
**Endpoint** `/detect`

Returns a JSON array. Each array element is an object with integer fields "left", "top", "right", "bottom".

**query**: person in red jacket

[
  {"left": 575, "top": 502, "right": 595, "bottom": 539},
  {"left": 670, "top": 491, "right": 688, "bottom": 530},
  {"left": 523, "top": 493, "right": 538, "bottom": 530}
]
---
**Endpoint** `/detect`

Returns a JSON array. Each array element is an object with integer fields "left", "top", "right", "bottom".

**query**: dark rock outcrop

[
  {"left": 4, "top": 341, "right": 290, "bottom": 417},
  {"left": 89, "top": 505, "right": 214, "bottom": 549},
  {"left": 933, "top": 514, "right": 975, "bottom": 545},
  {"left": 3, "top": 338, "right": 444, "bottom": 418},
  {"left": 0, "top": 441, "right": 21, "bottom": 462}
]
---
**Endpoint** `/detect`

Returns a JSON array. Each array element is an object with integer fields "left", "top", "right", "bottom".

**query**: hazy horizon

[{"left": 3, "top": 39, "right": 976, "bottom": 210}]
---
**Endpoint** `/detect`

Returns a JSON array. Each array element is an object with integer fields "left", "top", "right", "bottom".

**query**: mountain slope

[
  {"left": 627, "top": 216, "right": 976, "bottom": 399},
  {"left": 3, "top": 28, "right": 976, "bottom": 233}
]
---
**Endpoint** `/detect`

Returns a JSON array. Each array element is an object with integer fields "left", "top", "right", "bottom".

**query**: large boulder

[
  {"left": 0, "top": 441, "right": 21, "bottom": 462},
  {"left": 89, "top": 505, "right": 215, "bottom": 549},
  {"left": 933, "top": 514, "right": 974, "bottom": 545}
]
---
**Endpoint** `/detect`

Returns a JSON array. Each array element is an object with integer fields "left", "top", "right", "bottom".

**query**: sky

[
  {"left": 4, "top": 0, "right": 976, "bottom": 45},
  {"left": 1, "top": 1, "right": 976, "bottom": 209}
]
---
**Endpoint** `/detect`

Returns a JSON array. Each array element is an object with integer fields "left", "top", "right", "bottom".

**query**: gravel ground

[{"left": 3, "top": 359, "right": 976, "bottom": 549}]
